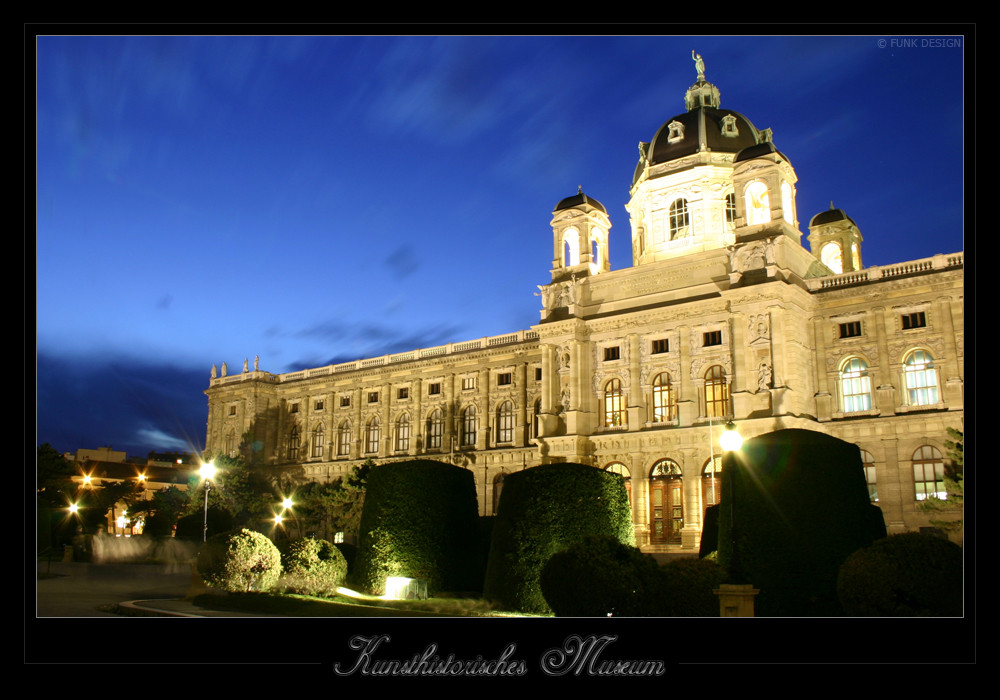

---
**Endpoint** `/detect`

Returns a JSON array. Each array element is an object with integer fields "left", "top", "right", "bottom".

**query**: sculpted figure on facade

[
  {"left": 211, "top": 364, "right": 217, "bottom": 379},
  {"left": 221, "top": 362, "right": 227, "bottom": 377},
  {"left": 757, "top": 361, "right": 772, "bottom": 392},
  {"left": 748, "top": 313, "right": 771, "bottom": 343},
  {"left": 243, "top": 358, "right": 249, "bottom": 373}
]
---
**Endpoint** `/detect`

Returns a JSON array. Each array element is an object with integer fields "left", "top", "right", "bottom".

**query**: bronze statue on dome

[{"left": 692, "top": 51, "right": 705, "bottom": 81}]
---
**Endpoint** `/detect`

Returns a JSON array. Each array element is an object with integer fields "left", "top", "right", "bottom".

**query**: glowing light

[
  {"left": 274, "top": 514, "right": 283, "bottom": 524},
  {"left": 82, "top": 475, "right": 92, "bottom": 485},
  {"left": 282, "top": 498, "right": 293, "bottom": 510},
  {"left": 68, "top": 503, "right": 79, "bottom": 514},
  {"left": 137, "top": 474, "right": 146, "bottom": 482},
  {"left": 720, "top": 421, "right": 743, "bottom": 452},
  {"left": 200, "top": 461, "right": 217, "bottom": 481}
]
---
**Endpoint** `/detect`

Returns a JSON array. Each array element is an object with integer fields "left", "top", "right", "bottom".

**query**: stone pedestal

[{"left": 714, "top": 583, "right": 760, "bottom": 617}]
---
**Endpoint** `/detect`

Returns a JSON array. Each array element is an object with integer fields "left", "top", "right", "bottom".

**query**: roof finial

[
  {"left": 578, "top": 185, "right": 583, "bottom": 195},
  {"left": 692, "top": 50, "right": 705, "bottom": 81},
  {"left": 830, "top": 201, "right": 835, "bottom": 210}
]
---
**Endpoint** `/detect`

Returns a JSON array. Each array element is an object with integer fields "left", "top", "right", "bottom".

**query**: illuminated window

[
  {"left": 288, "top": 427, "right": 300, "bottom": 461},
  {"left": 650, "top": 459, "right": 683, "bottom": 544},
  {"left": 821, "top": 242, "right": 844, "bottom": 274},
  {"left": 337, "top": 421, "right": 351, "bottom": 456},
  {"left": 311, "top": 425, "right": 325, "bottom": 458},
  {"left": 704, "top": 365, "right": 729, "bottom": 418},
  {"left": 461, "top": 406, "right": 477, "bottom": 446},
  {"left": 903, "top": 350, "right": 938, "bottom": 406},
  {"left": 702, "top": 457, "right": 722, "bottom": 516},
  {"left": 368, "top": 392, "right": 379, "bottom": 404},
  {"left": 725, "top": 192, "right": 736, "bottom": 228},
  {"left": 426, "top": 409, "right": 443, "bottom": 450},
  {"left": 604, "top": 378, "right": 625, "bottom": 427},
  {"left": 720, "top": 114, "right": 738, "bottom": 137},
  {"left": 496, "top": 400, "right": 514, "bottom": 443},
  {"left": 652, "top": 373, "right": 676, "bottom": 423},
  {"left": 395, "top": 414, "right": 410, "bottom": 452},
  {"left": 860, "top": 450, "right": 878, "bottom": 503},
  {"left": 462, "top": 376, "right": 476, "bottom": 391},
  {"left": 744, "top": 181, "right": 770, "bottom": 225},
  {"left": 365, "top": 417, "right": 380, "bottom": 454},
  {"left": 563, "top": 228, "right": 580, "bottom": 266},
  {"left": 912, "top": 445, "right": 946, "bottom": 501},
  {"left": 668, "top": 199, "right": 690, "bottom": 239},
  {"left": 840, "top": 357, "right": 873, "bottom": 412},
  {"left": 781, "top": 181, "right": 793, "bottom": 224}
]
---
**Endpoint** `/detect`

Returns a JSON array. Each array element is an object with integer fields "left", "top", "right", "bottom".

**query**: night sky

[{"left": 34, "top": 34, "right": 966, "bottom": 458}]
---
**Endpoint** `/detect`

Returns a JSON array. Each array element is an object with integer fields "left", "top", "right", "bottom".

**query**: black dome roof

[
  {"left": 648, "top": 107, "right": 760, "bottom": 165},
  {"left": 810, "top": 206, "right": 857, "bottom": 228},
  {"left": 554, "top": 188, "right": 607, "bottom": 215}
]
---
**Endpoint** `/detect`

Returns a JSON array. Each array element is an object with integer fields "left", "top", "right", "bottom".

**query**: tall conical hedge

[
  {"left": 483, "top": 462, "right": 634, "bottom": 614},
  {"left": 353, "top": 460, "right": 482, "bottom": 595}
]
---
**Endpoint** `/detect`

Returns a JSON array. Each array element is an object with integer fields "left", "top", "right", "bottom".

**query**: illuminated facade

[{"left": 205, "top": 64, "right": 963, "bottom": 552}]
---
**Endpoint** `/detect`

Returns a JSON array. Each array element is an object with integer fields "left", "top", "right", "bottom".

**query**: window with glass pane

[
  {"left": 337, "top": 421, "right": 351, "bottom": 456},
  {"left": 288, "top": 428, "right": 300, "bottom": 460},
  {"left": 904, "top": 350, "right": 938, "bottom": 405},
  {"left": 395, "top": 414, "right": 410, "bottom": 451},
  {"left": 461, "top": 406, "right": 477, "bottom": 446},
  {"left": 840, "top": 357, "right": 872, "bottom": 412},
  {"left": 860, "top": 450, "right": 878, "bottom": 503},
  {"left": 311, "top": 425, "right": 325, "bottom": 458},
  {"left": 669, "top": 199, "right": 690, "bottom": 239},
  {"left": 912, "top": 445, "right": 946, "bottom": 500},
  {"left": 496, "top": 401, "right": 514, "bottom": 443},
  {"left": 604, "top": 379, "right": 625, "bottom": 427},
  {"left": 704, "top": 366, "right": 728, "bottom": 418},
  {"left": 366, "top": 418, "right": 380, "bottom": 454},
  {"left": 652, "top": 373, "right": 675, "bottom": 422},
  {"left": 426, "top": 409, "right": 443, "bottom": 449}
]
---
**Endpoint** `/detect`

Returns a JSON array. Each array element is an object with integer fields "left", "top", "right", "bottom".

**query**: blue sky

[{"left": 34, "top": 34, "right": 966, "bottom": 457}]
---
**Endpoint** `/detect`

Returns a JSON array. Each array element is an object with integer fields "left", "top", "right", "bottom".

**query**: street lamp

[
  {"left": 720, "top": 420, "right": 744, "bottom": 583},
  {"left": 199, "top": 461, "right": 217, "bottom": 542}
]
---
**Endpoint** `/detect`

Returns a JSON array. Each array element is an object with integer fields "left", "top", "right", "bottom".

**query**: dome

[
  {"left": 554, "top": 187, "right": 607, "bottom": 215},
  {"left": 734, "top": 140, "right": 789, "bottom": 163},
  {"left": 810, "top": 205, "right": 857, "bottom": 228}
]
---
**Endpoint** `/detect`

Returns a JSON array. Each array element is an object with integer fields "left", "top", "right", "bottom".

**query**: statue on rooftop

[{"left": 692, "top": 50, "right": 705, "bottom": 81}]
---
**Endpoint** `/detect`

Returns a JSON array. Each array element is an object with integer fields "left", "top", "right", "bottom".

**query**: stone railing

[
  {"left": 209, "top": 329, "right": 540, "bottom": 387},
  {"left": 806, "top": 252, "right": 962, "bottom": 291}
]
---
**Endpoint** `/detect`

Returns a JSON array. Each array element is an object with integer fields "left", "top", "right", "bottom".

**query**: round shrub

[
  {"left": 196, "top": 528, "right": 282, "bottom": 593},
  {"left": 483, "top": 463, "right": 634, "bottom": 614},
  {"left": 278, "top": 537, "right": 348, "bottom": 597},
  {"left": 660, "top": 557, "right": 727, "bottom": 616},
  {"left": 540, "top": 535, "right": 667, "bottom": 617},
  {"left": 353, "top": 460, "right": 482, "bottom": 595},
  {"left": 837, "top": 533, "right": 962, "bottom": 616}
]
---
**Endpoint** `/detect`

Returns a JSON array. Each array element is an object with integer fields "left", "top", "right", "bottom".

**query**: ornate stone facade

[{"left": 205, "top": 63, "right": 963, "bottom": 552}]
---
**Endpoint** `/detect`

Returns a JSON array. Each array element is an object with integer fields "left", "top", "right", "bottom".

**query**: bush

[
  {"left": 176, "top": 506, "right": 233, "bottom": 540},
  {"left": 196, "top": 528, "right": 282, "bottom": 593},
  {"left": 540, "top": 535, "right": 667, "bottom": 617},
  {"left": 483, "top": 463, "right": 634, "bottom": 614},
  {"left": 353, "top": 460, "right": 482, "bottom": 595},
  {"left": 837, "top": 533, "right": 962, "bottom": 616},
  {"left": 660, "top": 557, "right": 727, "bottom": 616},
  {"left": 278, "top": 537, "right": 348, "bottom": 597}
]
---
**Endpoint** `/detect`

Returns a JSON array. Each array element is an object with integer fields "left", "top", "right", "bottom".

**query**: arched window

[
  {"left": 652, "top": 373, "right": 676, "bottom": 423},
  {"left": 365, "top": 417, "right": 380, "bottom": 454},
  {"left": 702, "top": 456, "right": 722, "bottom": 516},
  {"left": 225, "top": 430, "right": 237, "bottom": 458},
  {"left": 725, "top": 192, "right": 736, "bottom": 229},
  {"left": 840, "top": 357, "right": 873, "bottom": 412},
  {"left": 461, "top": 405, "right": 477, "bottom": 446},
  {"left": 903, "top": 350, "right": 939, "bottom": 406},
  {"left": 496, "top": 400, "right": 514, "bottom": 444},
  {"left": 288, "top": 427, "right": 300, "bottom": 461},
  {"left": 744, "top": 181, "right": 770, "bottom": 225},
  {"left": 605, "top": 462, "right": 632, "bottom": 507},
  {"left": 604, "top": 378, "right": 625, "bottom": 427},
  {"left": 591, "top": 237, "right": 600, "bottom": 267},
  {"left": 912, "top": 445, "right": 946, "bottom": 500},
  {"left": 650, "top": 459, "right": 683, "bottom": 544},
  {"left": 821, "top": 242, "right": 844, "bottom": 274},
  {"left": 704, "top": 365, "right": 729, "bottom": 418},
  {"left": 311, "top": 424, "right": 325, "bottom": 459},
  {"left": 860, "top": 449, "right": 878, "bottom": 503},
  {"left": 395, "top": 414, "right": 410, "bottom": 452},
  {"left": 781, "top": 181, "right": 794, "bottom": 224},
  {"left": 426, "top": 409, "right": 443, "bottom": 450},
  {"left": 668, "top": 199, "right": 690, "bottom": 239},
  {"left": 337, "top": 420, "right": 351, "bottom": 456},
  {"left": 563, "top": 228, "right": 580, "bottom": 266}
]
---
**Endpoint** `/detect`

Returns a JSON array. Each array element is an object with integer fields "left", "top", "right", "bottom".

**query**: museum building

[{"left": 204, "top": 63, "right": 964, "bottom": 552}]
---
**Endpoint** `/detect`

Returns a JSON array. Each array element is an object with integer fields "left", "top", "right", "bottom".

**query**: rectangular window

[
  {"left": 535, "top": 367, "right": 542, "bottom": 381},
  {"left": 367, "top": 392, "right": 379, "bottom": 404},
  {"left": 314, "top": 401, "right": 324, "bottom": 411},
  {"left": 703, "top": 331, "right": 722, "bottom": 347},
  {"left": 902, "top": 312, "right": 927, "bottom": 330},
  {"left": 397, "top": 387, "right": 409, "bottom": 400},
  {"left": 497, "top": 372, "right": 512, "bottom": 386},
  {"left": 839, "top": 321, "right": 862, "bottom": 338},
  {"left": 290, "top": 403, "right": 299, "bottom": 413},
  {"left": 604, "top": 346, "right": 621, "bottom": 361},
  {"left": 228, "top": 405, "right": 237, "bottom": 416},
  {"left": 428, "top": 382, "right": 441, "bottom": 395},
  {"left": 340, "top": 396, "right": 351, "bottom": 408},
  {"left": 652, "top": 338, "right": 669, "bottom": 354},
  {"left": 462, "top": 376, "right": 476, "bottom": 391}
]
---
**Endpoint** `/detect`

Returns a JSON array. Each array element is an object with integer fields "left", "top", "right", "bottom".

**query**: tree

[
  {"left": 37, "top": 443, "right": 75, "bottom": 507},
  {"left": 918, "top": 427, "right": 964, "bottom": 533}
]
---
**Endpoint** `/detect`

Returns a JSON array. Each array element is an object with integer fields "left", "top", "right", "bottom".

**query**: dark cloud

[
  {"left": 36, "top": 352, "right": 209, "bottom": 458},
  {"left": 288, "top": 323, "right": 465, "bottom": 371},
  {"left": 383, "top": 244, "right": 418, "bottom": 278}
]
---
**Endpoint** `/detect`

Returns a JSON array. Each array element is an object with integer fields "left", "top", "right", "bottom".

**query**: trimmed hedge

[
  {"left": 540, "top": 535, "right": 667, "bottom": 617},
  {"left": 196, "top": 528, "right": 282, "bottom": 593},
  {"left": 716, "top": 429, "right": 887, "bottom": 616},
  {"left": 483, "top": 463, "right": 635, "bottom": 614},
  {"left": 660, "top": 557, "right": 727, "bottom": 616},
  {"left": 353, "top": 460, "right": 482, "bottom": 595},
  {"left": 278, "top": 537, "right": 348, "bottom": 598},
  {"left": 837, "top": 533, "right": 962, "bottom": 616}
]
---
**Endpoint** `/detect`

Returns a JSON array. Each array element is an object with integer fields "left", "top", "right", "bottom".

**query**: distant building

[{"left": 205, "top": 60, "right": 963, "bottom": 552}]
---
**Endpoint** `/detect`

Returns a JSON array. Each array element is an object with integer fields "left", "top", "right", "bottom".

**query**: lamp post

[
  {"left": 200, "top": 461, "right": 217, "bottom": 542},
  {"left": 720, "top": 420, "right": 743, "bottom": 582}
]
